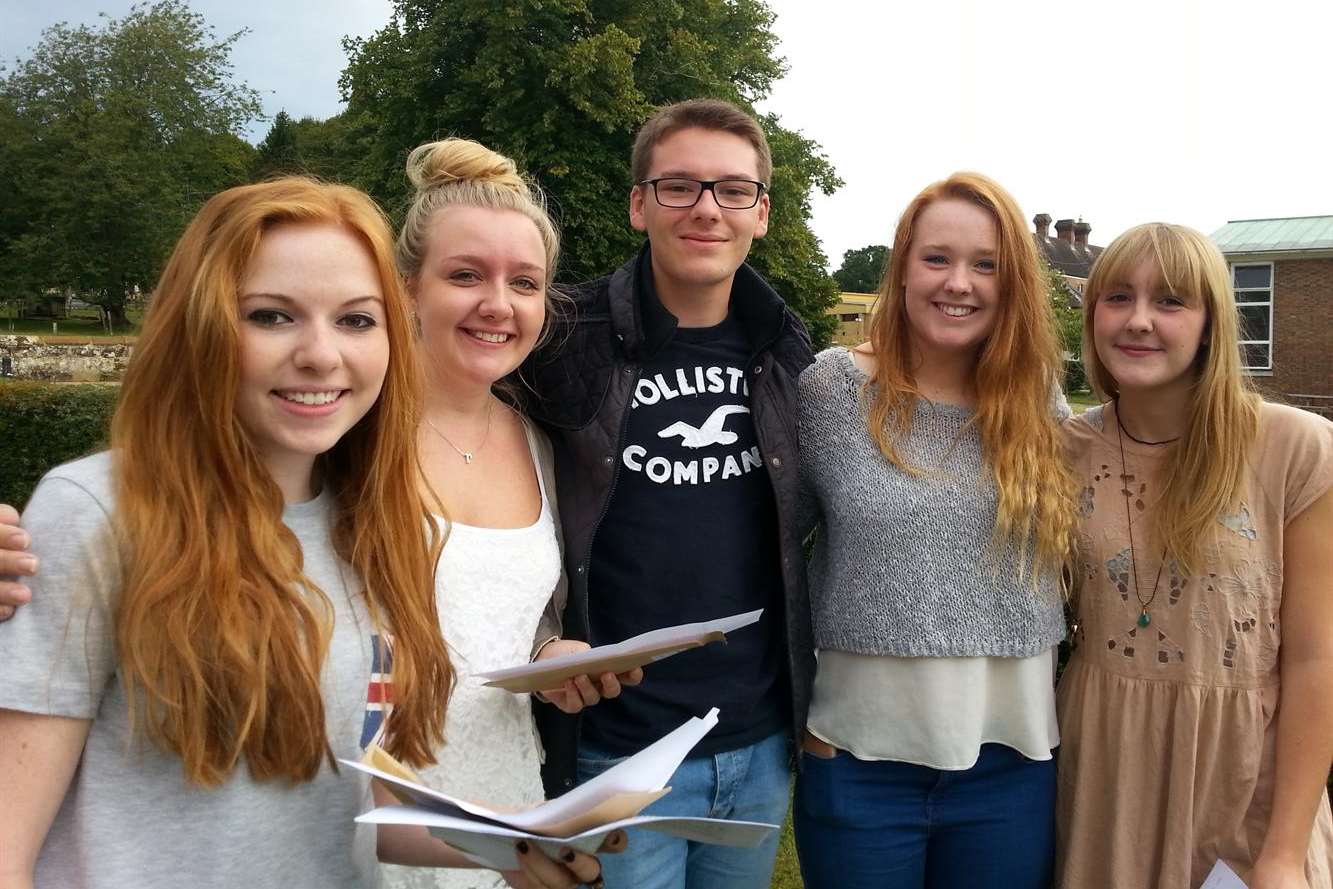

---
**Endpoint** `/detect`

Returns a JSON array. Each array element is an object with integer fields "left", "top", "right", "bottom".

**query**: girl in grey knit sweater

[{"left": 793, "top": 172, "right": 1078, "bottom": 889}]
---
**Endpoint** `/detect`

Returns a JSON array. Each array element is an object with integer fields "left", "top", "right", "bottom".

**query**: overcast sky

[{"left": 4, "top": 0, "right": 1330, "bottom": 270}]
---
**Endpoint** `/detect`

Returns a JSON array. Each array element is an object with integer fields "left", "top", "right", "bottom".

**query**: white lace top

[{"left": 381, "top": 423, "right": 560, "bottom": 889}]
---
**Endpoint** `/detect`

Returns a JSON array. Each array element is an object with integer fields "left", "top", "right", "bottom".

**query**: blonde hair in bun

[{"left": 397, "top": 138, "right": 559, "bottom": 283}]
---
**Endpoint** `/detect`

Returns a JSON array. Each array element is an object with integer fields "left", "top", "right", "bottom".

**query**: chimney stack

[
  {"left": 1055, "top": 218, "right": 1075, "bottom": 245},
  {"left": 1033, "top": 213, "right": 1052, "bottom": 239},
  {"left": 1074, "top": 220, "right": 1091, "bottom": 249}
]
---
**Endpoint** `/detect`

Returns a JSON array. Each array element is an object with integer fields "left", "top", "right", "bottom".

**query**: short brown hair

[{"left": 630, "top": 98, "right": 772, "bottom": 186}]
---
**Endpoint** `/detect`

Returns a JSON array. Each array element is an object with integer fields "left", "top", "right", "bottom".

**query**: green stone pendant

[{"left": 1137, "top": 610, "right": 1152, "bottom": 628}]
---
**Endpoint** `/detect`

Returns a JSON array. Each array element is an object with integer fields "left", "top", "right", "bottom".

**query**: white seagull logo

[{"left": 657, "top": 405, "right": 751, "bottom": 449}]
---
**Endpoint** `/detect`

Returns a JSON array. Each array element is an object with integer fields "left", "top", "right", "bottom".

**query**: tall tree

[
  {"left": 338, "top": 0, "right": 842, "bottom": 345},
  {"left": 253, "top": 110, "right": 302, "bottom": 177},
  {"left": 0, "top": 1, "right": 260, "bottom": 325},
  {"left": 833, "top": 244, "right": 889, "bottom": 293},
  {"left": 251, "top": 111, "right": 368, "bottom": 183}
]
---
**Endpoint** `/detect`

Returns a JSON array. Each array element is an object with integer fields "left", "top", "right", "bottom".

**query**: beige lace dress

[{"left": 1056, "top": 401, "right": 1333, "bottom": 889}]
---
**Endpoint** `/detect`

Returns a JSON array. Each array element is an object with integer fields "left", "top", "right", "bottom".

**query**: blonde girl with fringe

[
  {"left": 0, "top": 177, "right": 608, "bottom": 889},
  {"left": 792, "top": 173, "right": 1078, "bottom": 889},
  {"left": 1056, "top": 223, "right": 1333, "bottom": 889}
]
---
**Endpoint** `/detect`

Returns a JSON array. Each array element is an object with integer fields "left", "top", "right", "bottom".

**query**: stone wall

[{"left": 0, "top": 336, "right": 133, "bottom": 382}]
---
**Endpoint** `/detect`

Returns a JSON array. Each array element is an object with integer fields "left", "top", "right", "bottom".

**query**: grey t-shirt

[{"left": 0, "top": 452, "right": 381, "bottom": 889}]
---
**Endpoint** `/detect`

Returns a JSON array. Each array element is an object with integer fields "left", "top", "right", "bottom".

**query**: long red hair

[
  {"left": 864, "top": 172, "right": 1077, "bottom": 576},
  {"left": 111, "top": 177, "right": 451, "bottom": 786}
]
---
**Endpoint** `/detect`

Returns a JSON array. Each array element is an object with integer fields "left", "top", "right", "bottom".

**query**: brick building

[{"left": 1210, "top": 216, "right": 1333, "bottom": 417}]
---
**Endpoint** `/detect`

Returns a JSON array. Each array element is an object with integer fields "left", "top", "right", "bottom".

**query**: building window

[
  {"left": 1231, "top": 263, "right": 1272, "bottom": 371},
  {"left": 839, "top": 313, "right": 862, "bottom": 322}
]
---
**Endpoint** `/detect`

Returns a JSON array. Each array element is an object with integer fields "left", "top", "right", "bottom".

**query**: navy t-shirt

[{"left": 581, "top": 312, "right": 788, "bottom": 757}]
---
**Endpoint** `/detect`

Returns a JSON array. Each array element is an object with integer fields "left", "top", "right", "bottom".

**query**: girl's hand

[
  {"left": 501, "top": 830, "right": 627, "bottom": 889},
  {"left": 1247, "top": 857, "right": 1309, "bottom": 889},
  {"left": 534, "top": 639, "right": 643, "bottom": 715},
  {"left": 0, "top": 504, "right": 36, "bottom": 622}
]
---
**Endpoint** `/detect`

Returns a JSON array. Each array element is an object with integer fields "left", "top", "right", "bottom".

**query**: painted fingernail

[
  {"left": 516, "top": 840, "right": 530, "bottom": 855},
  {"left": 560, "top": 848, "right": 576, "bottom": 863}
]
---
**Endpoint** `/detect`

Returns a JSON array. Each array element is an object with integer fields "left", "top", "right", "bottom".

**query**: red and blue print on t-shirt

[{"left": 360, "top": 634, "right": 394, "bottom": 750}]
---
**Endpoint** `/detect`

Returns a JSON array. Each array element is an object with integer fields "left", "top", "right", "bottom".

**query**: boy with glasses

[{"left": 523, "top": 98, "right": 815, "bottom": 889}]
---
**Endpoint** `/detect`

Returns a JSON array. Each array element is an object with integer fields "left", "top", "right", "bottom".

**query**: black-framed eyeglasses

[{"left": 639, "top": 177, "right": 767, "bottom": 210}]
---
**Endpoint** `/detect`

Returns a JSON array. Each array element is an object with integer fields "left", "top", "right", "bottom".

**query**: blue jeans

[
  {"left": 576, "top": 730, "right": 790, "bottom": 889},
  {"left": 794, "top": 743, "right": 1056, "bottom": 889}
]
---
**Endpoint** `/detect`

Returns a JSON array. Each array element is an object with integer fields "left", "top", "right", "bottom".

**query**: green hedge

[{"left": 0, "top": 382, "right": 119, "bottom": 507}]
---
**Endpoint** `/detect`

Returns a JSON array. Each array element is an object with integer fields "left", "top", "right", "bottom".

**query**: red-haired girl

[
  {"left": 793, "top": 172, "right": 1078, "bottom": 889},
  {"left": 0, "top": 177, "right": 607, "bottom": 889}
]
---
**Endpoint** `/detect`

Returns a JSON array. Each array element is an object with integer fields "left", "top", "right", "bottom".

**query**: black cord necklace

[
  {"left": 1115, "top": 408, "right": 1166, "bottom": 628},
  {"left": 1115, "top": 402, "right": 1180, "bottom": 446}
]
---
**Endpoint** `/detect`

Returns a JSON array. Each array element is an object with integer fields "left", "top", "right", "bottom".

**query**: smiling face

[
  {"left": 1091, "top": 257, "right": 1209, "bottom": 402},
  {"left": 901, "top": 198, "right": 1000, "bottom": 364},
  {"left": 235, "top": 222, "right": 389, "bottom": 492},
  {"left": 410, "top": 205, "right": 547, "bottom": 390},
  {"left": 629, "top": 127, "right": 770, "bottom": 295}
]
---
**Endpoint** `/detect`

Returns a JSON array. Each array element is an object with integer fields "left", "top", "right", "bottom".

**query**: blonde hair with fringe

[
  {"left": 1083, "top": 222, "right": 1261, "bottom": 573},
  {"left": 864, "top": 171, "right": 1078, "bottom": 577},
  {"left": 112, "top": 177, "right": 453, "bottom": 786}
]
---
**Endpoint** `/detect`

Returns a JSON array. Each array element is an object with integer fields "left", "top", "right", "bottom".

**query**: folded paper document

[
  {"left": 343, "top": 707, "right": 777, "bottom": 871},
  {"left": 1200, "top": 860, "right": 1248, "bottom": 889},
  {"left": 476, "top": 609, "right": 764, "bottom": 694}
]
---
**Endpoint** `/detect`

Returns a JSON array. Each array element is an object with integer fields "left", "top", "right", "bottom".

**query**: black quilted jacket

[{"left": 519, "top": 245, "right": 817, "bottom": 795}]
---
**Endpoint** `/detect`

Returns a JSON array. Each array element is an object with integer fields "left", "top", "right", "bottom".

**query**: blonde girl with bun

[
  {"left": 1056, "top": 223, "right": 1333, "bottom": 888},
  {"left": 380, "top": 138, "right": 639, "bottom": 889}
]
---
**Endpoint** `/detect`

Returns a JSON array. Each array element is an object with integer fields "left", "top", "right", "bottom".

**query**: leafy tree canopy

[
  {"left": 0, "top": 1, "right": 260, "bottom": 323},
  {"left": 1045, "top": 260, "right": 1087, "bottom": 392},
  {"left": 833, "top": 244, "right": 889, "bottom": 294},
  {"left": 253, "top": 110, "right": 363, "bottom": 182},
  {"left": 337, "top": 0, "right": 842, "bottom": 345}
]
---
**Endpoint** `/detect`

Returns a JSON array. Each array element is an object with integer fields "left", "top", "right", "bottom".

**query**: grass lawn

[
  {"left": 771, "top": 808, "right": 803, "bottom": 888},
  {"left": 1068, "top": 390, "right": 1099, "bottom": 414},
  {"left": 1, "top": 311, "right": 139, "bottom": 339}
]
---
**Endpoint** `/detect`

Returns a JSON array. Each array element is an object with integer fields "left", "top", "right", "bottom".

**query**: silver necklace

[{"left": 424, "top": 397, "right": 494, "bottom": 465}]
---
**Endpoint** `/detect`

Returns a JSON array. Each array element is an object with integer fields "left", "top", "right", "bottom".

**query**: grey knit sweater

[{"left": 797, "top": 348, "right": 1067, "bottom": 657}]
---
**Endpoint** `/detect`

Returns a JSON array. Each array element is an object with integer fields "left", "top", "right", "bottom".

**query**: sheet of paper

[
  {"left": 1200, "top": 860, "right": 1248, "bottom": 889},
  {"left": 476, "top": 609, "right": 764, "bottom": 694},
  {"left": 357, "top": 806, "right": 778, "bottom": 872},
  {"left": 340, "top": 708, "right": 721, "bottom": 835}
]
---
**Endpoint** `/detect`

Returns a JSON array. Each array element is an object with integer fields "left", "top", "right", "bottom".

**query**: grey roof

[
  {"left": 1211, "top": 216, "right": 1333, "bottom": 254},
  {"left": 1035, "top": 235, "right": 1102, "bottom": 278}
]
